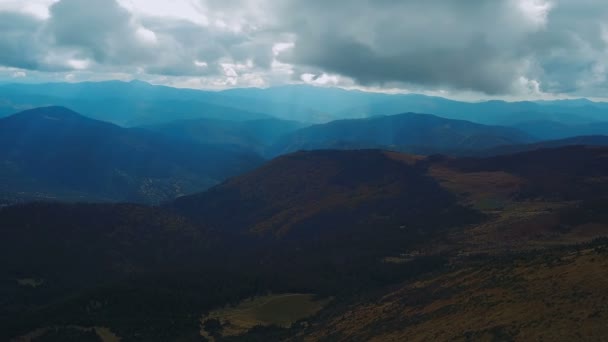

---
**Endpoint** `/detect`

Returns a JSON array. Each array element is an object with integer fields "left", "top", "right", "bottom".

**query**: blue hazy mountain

[
  {"left": 218, "top": 84, "right": 388, "bottom": 122},
  {"left": 512, "top": 120, "right": 608, "bottom": 140},
  {"left": 0, "top": 106, "right": 264, "bottom": 203},
  {"left": 3, "top": 81, "right": 608, "bottom": 129},
  {"left": 0, "top": 81, "right": 273, "bottom": 126},
  {"left": 339, "top": 96, "right": 608, "bottom": 125},
  {"left": 474, "top": 135, "right": 608, "bottom": 156},
  {"left": 142, "top": 117, "right": 308, "bottom": 154},
  {"left": 219, "top": 84, "right": 608, "bottom": 125},
  {"left": 269, "top": 113, "right": 535, "bottom": 156}
]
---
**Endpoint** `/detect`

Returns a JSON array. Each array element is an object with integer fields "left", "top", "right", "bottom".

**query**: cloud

[
  {"left": 523, "top": 0, "right": 608, "bottom": 96},
  {"left": 11, "top": 70, "right": 26, "bottom": 78},
  {"left": 0, "top": 0, "right": 607, "bottom": 97},
  {"left": 0, "top": 0, "right": 58, "bottom": 19},
  {"left": 47, "top": 0, "right": 159, "bottom": 67},
  {"left": 271, "top": 0, "right": 555, "bottom": 94},
  {"left": 0, "top": 12, "right": 46, "bottom": 70},
  {"left": 265, "top": 0, "right": 608, "bottom": 96}
]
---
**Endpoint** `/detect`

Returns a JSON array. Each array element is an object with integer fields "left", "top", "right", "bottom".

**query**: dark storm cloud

[
  {"left": 283, "top": 31, "right": 520, "bottom": 94},
  {"left": 0, "top": 12, "right": 45, "bottom": 70},
  {"left": 270, "top": 0, "right": 608, "bottom": 95},
  {"left": 271, "top": 0, "right": 551, "bottom": 94},
  {"left": 1, "top": 0, "right": 608, "bottom": 95},
  {"left": 47, "top": 0, "right": 153, "bottom": 65}
]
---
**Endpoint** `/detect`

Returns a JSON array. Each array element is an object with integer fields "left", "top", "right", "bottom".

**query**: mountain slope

[
  {"left": 304, "top": 241, "right": 608, "bottom": 341},
  {"left": 174, "top": 145, "right": 608, "bottom": 242},
  {"left": 4, "top": 147, "right": 608, "bottom": 341},
  {"left": 513, "top": 120, "right": 608, "bottom": 140},
  {"left": 475, "top": 135, "right": 608, "bottom": 156},
  {"left": 0, "top": 201, "right": 218, "bottom": 341},
  {"left": 171, "top": 149, "right": 481, "bottom": 240},
  {"left": 339, "top": 94, "right": 608, "bottom": 125},
  {"left": 0, "top": 106, "right": 264, "bottom": 203},
  {"left": 269, "top": 113, "right": 534, "bottom": 156},
  {"left": 143, "top": 117, "right": 308, "bottom": 155}
]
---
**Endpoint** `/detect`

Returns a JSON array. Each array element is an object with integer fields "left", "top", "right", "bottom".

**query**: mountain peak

[
  {"left": 9, "top": 106, "right": 83, "bottom": 121},
  {"left": 128, "top": 79, "right": 152, "bottom": 86},
  {"left": 1, "top": 106, "right": 120, "bottom": 131}
]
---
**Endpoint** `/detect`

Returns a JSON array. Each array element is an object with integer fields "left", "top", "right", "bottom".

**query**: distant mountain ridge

[
  {"left": 473, "top": 135, "right": 608, "bottom": 157},
  {"left": 0, "top": 81, "right": 274, "bottom": 126},
  {"left": 0, "top": 106, "right": 264, "bottom": 203},
  {"left": 513, "top": 120, "right": 608, "bottom": 140},
  {"left": 3, "top": 81, "right": 608, "bottom": 130},
  {"left": 269, "top": 112, "right": 535, "bottom": 156},
  {"left": 142, "top": 117, "right": 308, "bottom": 155}
]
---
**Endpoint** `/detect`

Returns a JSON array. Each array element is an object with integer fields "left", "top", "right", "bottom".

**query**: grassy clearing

[
  {"left": 307, "top": 247, "right": 608, "bottom": 341},
  {"left": 201, "top": 293, "right": 330, "bottom": 338},
  {"left": 428, "top": 166, "right": 522, "bottom": 211}
]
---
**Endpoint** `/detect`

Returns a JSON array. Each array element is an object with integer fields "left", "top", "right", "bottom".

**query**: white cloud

[
  {"left": 515, "top": 0, "right": 552, "bottom": 27},
  {"left": 135, "top": 26, "right": 158, "bottom": 44},
  {"left": 0, "top": 0, "right": 58, "bottom": 18},
  {"left": 117, "top": 0, "right": 208, "bottom": 25},
  {"left": 66, "top": 59, "right": 91, "bottom": 70},
  {"left": 11, "top": 70, "right": 26, "bottom": 78},
  {"left": 301, "top": 73, "right": 341, "bottom": 86},
  {"left": 272, "top": 42, "right": 294, "bottom": 57}
]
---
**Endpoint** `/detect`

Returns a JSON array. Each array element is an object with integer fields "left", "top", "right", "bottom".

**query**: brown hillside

[{"left": 303, "top": 243, "right": 608, "bottom": 342}]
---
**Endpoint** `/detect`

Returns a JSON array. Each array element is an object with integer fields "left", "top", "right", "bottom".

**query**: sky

[{"left": 0, "top": 0, "right": 607, "bottom": 100}]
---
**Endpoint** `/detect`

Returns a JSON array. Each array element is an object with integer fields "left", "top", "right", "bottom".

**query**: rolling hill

[
  {"left": 304, "top": 240, "right": 608, "bottom": 341},
  {"left": 268, "top": 113, "right": 534, "bottom": 156},
  {"left": 171, "top": 149, "right": 481, "bottom": 241},
  {"left": 513, "top": 120, "right": 608, "bottom": 140},
  {"left": 143, "top": 117, "right": 308, "bottom": 155},
  {"left": 474, "top": 135, "right": 608, "bottom": 156},
  {"left": 173, "top": 145, "right": 608, "bottom": 243},
  {"left": 0, "top": 106, "right": 264, "bottom": 203}
]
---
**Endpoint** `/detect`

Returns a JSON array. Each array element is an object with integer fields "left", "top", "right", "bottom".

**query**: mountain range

[
  {"left": 268, "top": 112, "right": 534, "bottom": 156},
  {"left": 2, "top": 81, "right": 608, "bottom": 133},
  {"left": 3, "top": 103, "right": 608, "bottom": 204},
  {"left": 0, "top": 106, "right": 263, "bottom": 203},
  {"left": 143, "top": 117, "right": 307, "bottom": 155}
]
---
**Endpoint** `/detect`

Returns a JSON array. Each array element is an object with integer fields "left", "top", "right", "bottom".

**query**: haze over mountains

[
  {"left": 144, "top": 117, "right": 307, "bottom": 155},
  {"left": 1, "top": 81, "right": 608, "bottom": 204},
  {"left": 268, "top": 113, "right": 534, "bottom": 156},
  {"left": 3, "top": 81, "right": 608, "bottom": 134}
]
